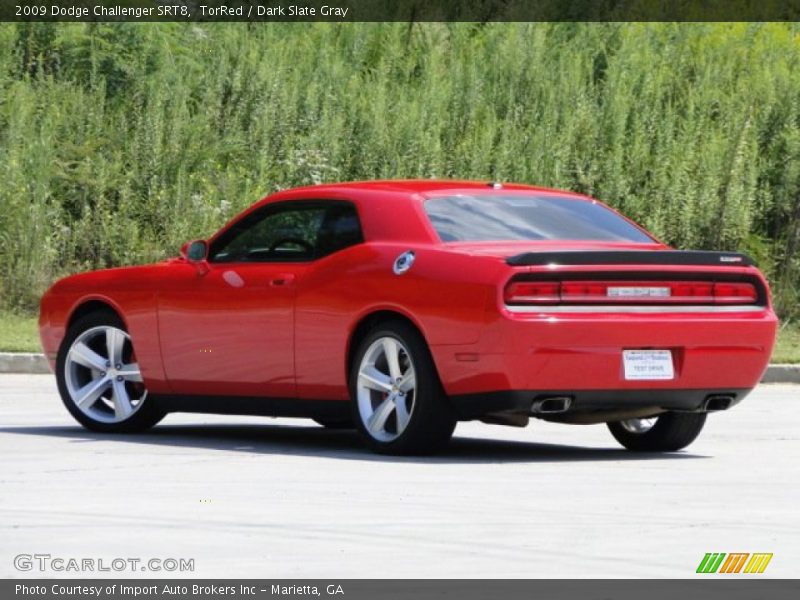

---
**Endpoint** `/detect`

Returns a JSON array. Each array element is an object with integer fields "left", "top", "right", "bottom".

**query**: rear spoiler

[{"left": 506, "top": 250, "right": 755, "bottom": 267}]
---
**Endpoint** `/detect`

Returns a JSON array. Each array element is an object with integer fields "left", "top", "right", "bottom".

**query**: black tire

[
  {"left": 313, "top": 418, "right": 354, "bottom": 430},
  {"left": 56, "top": 310, "right": 166, "bottom": 433},
  {"left": 349, "top": 320, "right": 456, "bottom": 455},
  {"left": 607, "top": 412, "right": 707, "bottom": 452}
]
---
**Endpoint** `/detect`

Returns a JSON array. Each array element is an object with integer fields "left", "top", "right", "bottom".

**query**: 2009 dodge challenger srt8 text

[{"left": 39, "top": 180, "right": 778, "bottom": 455}]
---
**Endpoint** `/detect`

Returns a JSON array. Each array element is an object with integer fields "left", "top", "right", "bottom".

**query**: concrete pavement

[{"left": 1, "top": 374, "right": 798, "bottom": 578}]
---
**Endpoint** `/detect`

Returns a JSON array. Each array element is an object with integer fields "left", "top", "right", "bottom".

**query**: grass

[
  {"left": 1, "top": 311, "right": 797, "bottom": 362},
  {"left": 773, "top": 323, "right": 800, "bottom": 364},
  {"left": 0, "top": 23, "right": 798, "bottom": 316},
  {"left": 0, "top": 311, "right": 39, "bottom": 352}
]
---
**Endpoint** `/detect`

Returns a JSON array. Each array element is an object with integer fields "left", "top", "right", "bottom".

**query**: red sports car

[{"left": 39, "top": 180, "right": 777, "bottom": 454}]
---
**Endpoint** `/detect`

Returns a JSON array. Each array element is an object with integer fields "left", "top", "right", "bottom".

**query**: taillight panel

[
  {"left": 503, "top": 281, "right": 560, "bottom": 304},
  {"left": 713, "top": 282, "right": 759, "bottom": 304},
  {"left": 504, "top": 275, "right": 763, "bottom": 307}
]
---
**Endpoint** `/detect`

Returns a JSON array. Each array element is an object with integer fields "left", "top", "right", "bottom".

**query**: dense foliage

[{"left": 0, "top": 22, "right": 798, "bottom": 317}]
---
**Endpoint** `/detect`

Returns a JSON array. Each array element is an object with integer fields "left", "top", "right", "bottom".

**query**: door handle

[{"left": 270, "top": 274, "right": 296, "bottom": 287}]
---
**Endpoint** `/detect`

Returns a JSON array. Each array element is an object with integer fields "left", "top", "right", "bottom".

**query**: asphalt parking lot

[{"left": 1, "top": 374, "right": 798, "bottom": 578}]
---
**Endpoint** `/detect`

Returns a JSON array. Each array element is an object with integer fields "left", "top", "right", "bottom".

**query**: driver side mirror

[{"left": 180, "top": 239, "right": 208, "bottom": 262}]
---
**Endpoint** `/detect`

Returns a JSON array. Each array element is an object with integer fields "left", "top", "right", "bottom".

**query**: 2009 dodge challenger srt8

[{"left": 39, "top": 180, "right": 778, "bottom": 454}]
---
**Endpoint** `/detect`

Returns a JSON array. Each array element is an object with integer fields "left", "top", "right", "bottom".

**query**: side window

[
  {"left": 315, "top": 204, "right": 364, "bottom": 258},
  {"left": 209, "top": 202, "right": 362, "bottom": 263}
]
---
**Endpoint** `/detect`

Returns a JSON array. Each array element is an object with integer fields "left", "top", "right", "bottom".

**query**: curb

[
  {"left": 760, "top": 363, "right": 800, "bottom": 385},
  {"left": 0, "top": 353, "right": 51, "bottom": 374},
  {"left": 1, "top": 352, "right": 799, "bottom": 383}
]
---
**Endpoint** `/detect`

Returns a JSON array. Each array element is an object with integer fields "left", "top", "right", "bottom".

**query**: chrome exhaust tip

[
  {"left": 703, "top": 394, "right": 734, "bottom": 412},
  {"left": 531, "top": 396, "right": 573, "bottom": 414}
]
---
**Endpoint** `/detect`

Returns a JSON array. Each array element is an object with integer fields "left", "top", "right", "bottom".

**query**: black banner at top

[{"left": 5, "top": 0, "right": 800, "bottom": 22}]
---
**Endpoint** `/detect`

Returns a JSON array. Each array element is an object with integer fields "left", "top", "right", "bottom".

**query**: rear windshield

[{"left": 424, "top": 194, "right": 654, "bottom": 243}]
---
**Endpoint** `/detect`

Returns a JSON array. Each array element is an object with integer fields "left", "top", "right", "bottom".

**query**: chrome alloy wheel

[
  {"left": 619, "top": 417, "right": 657, "bottom": 434},
  {"left": 356, "top": 336, "right": 417, "bottom": 442},
  {"left": 64, "top": 325, "right": 146, "bottom": 423}
]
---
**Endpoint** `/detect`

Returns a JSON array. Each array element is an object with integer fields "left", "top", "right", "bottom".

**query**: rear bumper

[
  {"left": 434, "top": 309, "right": 778, "bottom": 397},
  {"left": 450, "top": 387, "right": 752, "bottom": 422}
]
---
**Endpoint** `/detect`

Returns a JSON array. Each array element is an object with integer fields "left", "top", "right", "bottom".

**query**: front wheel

[
  {"left": 350, "top": 321, "right": 456, "bottom": 455},
  {"left": 607, "top": 412, "right": 706, "bottom": 452},
  {"left": 56, "top": 311, "right": 165, "bottom": 433}
]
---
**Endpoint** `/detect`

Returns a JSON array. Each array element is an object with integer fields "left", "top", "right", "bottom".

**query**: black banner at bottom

[{"left": 5, "top": 580, "right": 800, "bottom": 600}]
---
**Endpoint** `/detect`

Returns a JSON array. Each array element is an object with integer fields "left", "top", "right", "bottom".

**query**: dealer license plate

[{"left": 622, "top": 349, "right": 674, "bottom": 381}]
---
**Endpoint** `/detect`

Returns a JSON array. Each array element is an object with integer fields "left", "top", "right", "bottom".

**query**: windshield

[{"left": 424, "top": 194, "right": 654, "bottom": 243}]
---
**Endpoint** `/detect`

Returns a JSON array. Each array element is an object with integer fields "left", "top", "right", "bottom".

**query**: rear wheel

[
  {"left": 607, "top": 412, "right": 706, "bottom": 452},
  {"left": 56, "top": 311, "right": 165, "bottom": 433},
  {"left": 350, "top": 321, "right": 456, "bottom": 455}
]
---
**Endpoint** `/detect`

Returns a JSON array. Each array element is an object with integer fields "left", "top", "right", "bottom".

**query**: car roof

[
  {"left": 214, "top": 180, "right": 597, "bottom": 247},
  {"left": 270, "top": 179, "right": 588, "bottom": 199}
]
